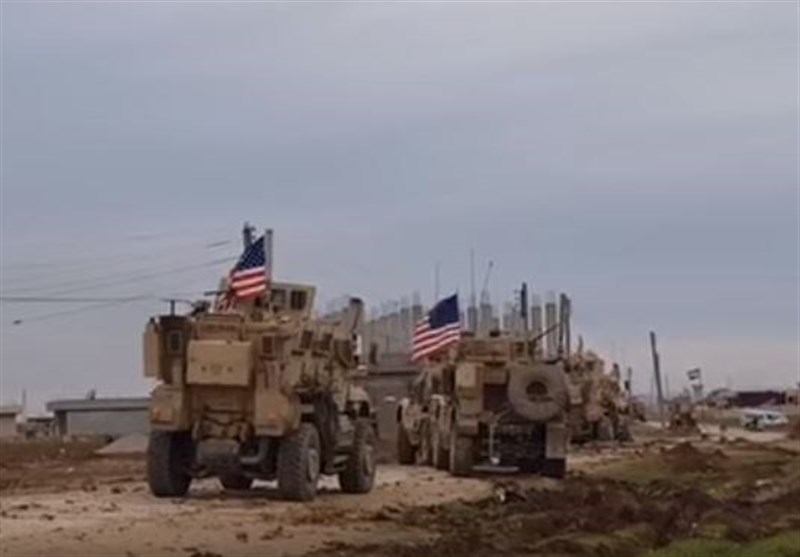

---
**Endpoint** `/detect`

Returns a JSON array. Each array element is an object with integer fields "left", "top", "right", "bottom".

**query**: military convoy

[
  {"left": 143, "top": 232, "right": 377, "bottom": 501},
  {"left": 397, "top": 296, "right": 573, "bottom": 478},
  {"left": 144, "top": 228, "right": 640, "bottom": 496}
]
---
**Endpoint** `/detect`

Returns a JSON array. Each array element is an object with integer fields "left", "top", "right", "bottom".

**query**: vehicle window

[
  {"left": 290, "top": 290, "right": 307, "bottom": 310},
  {"left": 166, "top": 331, "right": 183, "bottom": 355},
  {"left": 271, "top": 289, "right": 286, "bottom": 308}
]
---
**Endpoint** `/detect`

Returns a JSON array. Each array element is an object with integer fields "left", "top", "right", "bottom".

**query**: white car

[{"left": 740, "top": 409, "right": 789, "bottom": 431}]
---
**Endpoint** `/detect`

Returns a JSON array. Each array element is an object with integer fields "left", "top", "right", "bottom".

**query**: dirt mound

[
  {"left": 788, "top": 417, "right": 800, "bottom": 440},
  {"left": 318, "top": 474, "right": 798, "bottom": 557},
  {"left": 662, "top": 442, "right": 727, "bottom": 473},
  {"left": 0, "top": 439, "right": 105, "bottom": 468},
  {"left": 0, "top": 438, "right": 143, "bottom": 493},
  {"left": 316, "top": 444, "right": 799, "bottom": 557}
]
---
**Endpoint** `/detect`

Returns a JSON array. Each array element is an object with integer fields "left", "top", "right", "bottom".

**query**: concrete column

[{"left": 544, "top": 293, "right": 558, "bottom": 360}]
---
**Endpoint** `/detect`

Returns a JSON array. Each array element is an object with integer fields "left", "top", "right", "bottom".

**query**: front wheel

[
  {"left": 277, "top": 423, "right": 321, "bottom": 502},
  {"left": 431, "top": 427, "right": 449, "bottom": 471},
  {"left": 397, "top": 424, "right": 416, "bottom": 465},
  {"left": 339, "top": 419, "right": 377, "bottom": 494},
  {"left": 147, "top": 430, "right": 193, "bottom": 497},
  {"left": 449, "top": 433, "right": 474, "bottom": 477},
  {"left": 541, "top": 458, "right": 566, "bottom": 479}
]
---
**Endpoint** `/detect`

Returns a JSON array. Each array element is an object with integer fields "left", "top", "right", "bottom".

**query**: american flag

[
  {"left": 412, "top": 294, "right": 461, "bottom": 362},
  {"left": 223, "top": 235, "right": 269, "bottom": 304}
]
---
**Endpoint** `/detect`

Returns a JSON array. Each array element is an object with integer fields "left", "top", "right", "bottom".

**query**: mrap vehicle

[
  {"left": 144, "top": 275, "right": 376, "bottom": 501},
  {"left": 397, "top": 295, "right": 572, "bottom": 478}
]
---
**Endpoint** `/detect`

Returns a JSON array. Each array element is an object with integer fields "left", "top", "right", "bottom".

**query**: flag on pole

[
  {"left": 412, "top": 294, "right": 461, "bottom": 361},
  {"left": 214, "top": 235, "right": 269, "bottom": 311},
  {"left": 229, "top": 234, "right": 269, "bottom": 299}
]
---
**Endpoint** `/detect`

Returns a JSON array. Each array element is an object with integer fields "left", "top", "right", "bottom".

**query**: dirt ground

[{"left": 1, "top": 428, "right": 798, "bottom": 557}]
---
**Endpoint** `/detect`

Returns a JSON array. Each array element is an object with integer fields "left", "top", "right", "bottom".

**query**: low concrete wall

[{"left": 60, "top": 409, "right": 150, "bottom": 438}]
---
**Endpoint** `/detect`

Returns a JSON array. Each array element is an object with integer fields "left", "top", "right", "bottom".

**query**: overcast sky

[{"left": 1, "top": 2, "right": 798, "bottom": 411}]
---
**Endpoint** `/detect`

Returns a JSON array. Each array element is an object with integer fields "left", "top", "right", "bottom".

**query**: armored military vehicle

[
  {"left": 565, "top": 352, "right": 636, "bottom": 443},
  {"left": 397, "top": 296, "right": 572, "bottom": 478},
  {"left": 144, "top": 252, "right": 376, "bottom": 501}
]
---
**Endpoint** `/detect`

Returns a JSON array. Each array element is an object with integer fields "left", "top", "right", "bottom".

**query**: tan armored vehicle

[
  {"left": 143, "top": 281, "right": 376, "bottom": 501},
  {"left": 565, "top": 352, "right": 636, "bottom": 443},
  {"left": 397, "top": 298, "right": 572, "bottom": 478}
]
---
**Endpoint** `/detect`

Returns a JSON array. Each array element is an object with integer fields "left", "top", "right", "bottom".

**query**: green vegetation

[{"left": 647, "top": 532, "right": 800, "bottom": 557}]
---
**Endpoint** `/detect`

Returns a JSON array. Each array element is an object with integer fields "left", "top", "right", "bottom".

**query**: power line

[
  {"left": 0, "top": 238, "right": 235, "bottom": 291},
  {"left": 1, "top": 292, "right": 210, "bottom": 303},
  {"left": 1, "top": 256, "right": 235, "bottom": 297},
  {"left": 8, "top": 297, "right": 155, "bottom": 326},
  {"left": 1, "top": 295, "right": 158, "bottom": 303}
]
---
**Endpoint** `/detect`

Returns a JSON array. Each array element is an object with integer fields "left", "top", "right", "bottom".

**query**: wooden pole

[{"left": 650, "top": 331, "right": 665, "bottom": 427}]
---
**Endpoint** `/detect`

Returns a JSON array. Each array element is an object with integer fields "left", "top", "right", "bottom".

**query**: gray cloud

[{"left": 1, "top": 2, "right": 797, "bottom": 408}]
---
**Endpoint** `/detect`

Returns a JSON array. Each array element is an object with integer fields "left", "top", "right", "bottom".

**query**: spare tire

[{"left": 507, "top": 363, "right": 568, "bottom": 422}]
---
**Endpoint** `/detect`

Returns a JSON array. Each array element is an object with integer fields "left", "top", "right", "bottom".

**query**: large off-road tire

[
  {"left": 219, "top": 473, "right": 254, "bottom": 491},
  {"left": 339, "top": 419, "right": 377, "bottom": 494},
  {"left": 615, "top": 420, "right": 633, "bottom": 442},
  {"left": 147, "top": 430, "right": 193, "bottom": 498},
  {"left": 507, "top": 363, "right": 569, "bottom": 422},
  {"left": 541, "top": 458, "right": 567, "bottom": 479},
  {"left": 595, "top": 417, "right": 615, "bottom": 442},
  {"left": 449, "top": 433, "right": 474, "bottom": 477},
  {"left": 277, "top": 423, "right": 321, "bottom": 502},
  {"left": 431, "top": 427, "right": 449, "bottom": 471},
  {"left": 417, "top": 422, "right": 432, "bottom": 466},
  {"left": 397, "top": 423, "right": 416, "bottom": 465}
]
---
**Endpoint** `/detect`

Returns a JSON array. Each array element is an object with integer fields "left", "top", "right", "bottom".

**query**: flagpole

[{"left": 264, "top": 228, "right": 274, "bottom": 293}]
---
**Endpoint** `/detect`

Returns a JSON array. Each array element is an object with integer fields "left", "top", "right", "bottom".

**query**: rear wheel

[
  {"left": 596, "top": 417, "right": 614, "bottom": 441},
  {"left": 339, "top": 419, "right": 377, "bottom": 494},
  {"left": 147, "top": 430, "right": 193, "bottom": 497},
  {"left": 277, "top": 424, "right": 321, "bottom": 502},
  {"left": 449, "top": 433, "right": 474, "bottom": 477},
  {"left": 219, "top": 473, "right": 253, "bottom": 491},
  {"left": 417, "top": 422, "right": 432, "bottom": 466},
  {"left": 615, "top": 421, "right": 633, "bottom": 442},
  {"left": 397, "top": 424, "right": 416, "bottom": 465},
  {"left": 431, "top": 427, "right": 449, "bottom": 471},
  {"left": 541, "top": 458, "right": 566, "bottom": 479}
]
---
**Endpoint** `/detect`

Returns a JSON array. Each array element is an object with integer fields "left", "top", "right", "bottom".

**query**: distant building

[
  {"left": 734, "top": 390, "right": 786, "bottom": 408},
  {"left": 706, "top": 388, "right": 737, "bottom": 408},
  {"left": 46, "top": 397, "right": 149, "bottom": 438},
  {"left": 0, "top": 405, "right": 22, "bottom": 438}
]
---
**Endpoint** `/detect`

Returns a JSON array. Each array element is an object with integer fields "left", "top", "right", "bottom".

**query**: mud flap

[
  {"left": 455, "top": 419, "right": 478, "bottom": 437},
  {"left": 545, "top": 422, "right": 568, "bottom": 460}
]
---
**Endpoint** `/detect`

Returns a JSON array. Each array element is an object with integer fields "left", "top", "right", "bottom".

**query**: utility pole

[
  {"left": 468, "top": 249, "right": 477, "bottom": 333},
  {"left": 650, "top": 331, "right": 665, "bottom": 428}
]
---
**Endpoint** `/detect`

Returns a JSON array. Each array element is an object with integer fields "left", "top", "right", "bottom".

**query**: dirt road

[
  {"left": 2, "top": 434, "right": 797, "bottom": 557},
  {"left": 0, "top": 443, "right": 632, "bottom": 557},
  {"left": 0, "top": 465, "right": 496, "bottom": 557}
]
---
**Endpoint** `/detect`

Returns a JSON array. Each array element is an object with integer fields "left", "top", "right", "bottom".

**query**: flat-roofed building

[{"left": 46, "top": 397, "right": 149, "bottom": 438}]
